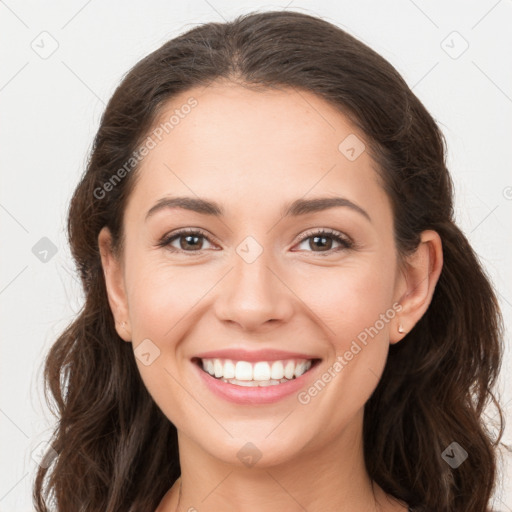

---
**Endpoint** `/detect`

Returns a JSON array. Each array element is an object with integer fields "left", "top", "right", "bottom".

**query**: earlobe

[
  {"left": 98, "top": 226, "right": 132, "bottom": 342},
  {"left": 390, "top": 230, "right": 443, "bottom": 344}
]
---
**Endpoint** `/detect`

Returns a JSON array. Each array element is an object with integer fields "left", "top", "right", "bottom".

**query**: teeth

[
  {"left": 235, "top": 361, "right": 253, "bottom": 381},
  {"left": 253, "top": 361, "right": 271, "bottom": 380},
  {"left": 220, "top": 378, "right": 292, "bottom": 387},
  {"left": 223, "top": 360, "right": 235, "bottom": 379},
  {"left": 205, "top": 359, "right": 215, "bottom": 376},
  {"left": 294, "top": 361, "right": 307, "bottom": 378},
  {"left": 284, "top": 360, "right": 296, "bottom": 379},
  {"left": 271, "top": 361, "right": 284, "bottom": 380},
  {"left": 200, "top": 358, "right": 314, "bottom": 382},
  {"left": 214, "top": 359, "right": 223, "bottom": 378}
]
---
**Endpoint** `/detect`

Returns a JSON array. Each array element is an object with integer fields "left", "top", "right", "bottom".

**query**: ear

[
  {"left": 390, "top": 230, "right": 443, "bottom": 344},
  {"left": 98, "top": 226, "right": 132, "bottom": 342}
]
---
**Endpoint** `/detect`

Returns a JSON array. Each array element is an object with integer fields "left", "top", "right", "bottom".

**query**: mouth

[{"left": 191, "top": 357, "right": 322, "bottom": 387}]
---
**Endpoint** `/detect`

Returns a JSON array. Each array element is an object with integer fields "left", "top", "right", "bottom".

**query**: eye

[
  {"left": 293, "top": 228, "right": 353, "bottom": 254},
  {"left": 158, "top": 228, "right": 217, "bottom": 253},
  {"left": 157, "top": 227, "right": 353, "bottom": 255}
]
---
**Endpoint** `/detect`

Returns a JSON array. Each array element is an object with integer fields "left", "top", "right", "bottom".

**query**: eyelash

[
  {"left": 295, "top": 228, "right": 353, "bottom": 254},
  {"left": 157, "top": 227, "right": 354, "bottom": 256}
]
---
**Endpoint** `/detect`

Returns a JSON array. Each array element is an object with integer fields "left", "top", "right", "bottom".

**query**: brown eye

[
  {"left": 294, "top": 229, "right": 352, "bottom": 254},
  {"left": 159, "top": 229, "right": 216, "bottom": 252},
  {"left": 177, "top": 233, "right": 204, "bottom": 250}
]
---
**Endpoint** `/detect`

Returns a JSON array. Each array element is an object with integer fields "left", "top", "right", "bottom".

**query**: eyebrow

[{"left": 145, "top": 195, "right": 371, "bottom": 222}]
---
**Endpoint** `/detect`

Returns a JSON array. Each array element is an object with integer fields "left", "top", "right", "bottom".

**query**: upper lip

[{"left": 193, "top": 348, "right": 321, "bottom": 362}]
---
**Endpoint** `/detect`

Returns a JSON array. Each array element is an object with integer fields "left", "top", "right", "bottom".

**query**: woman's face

[{"left": 100, "top": 82, "right": 415, "bottom": 468}]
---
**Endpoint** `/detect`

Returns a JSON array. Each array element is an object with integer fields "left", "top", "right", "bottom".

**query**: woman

[{"left": 33, "top": 10, "right": 504, "bottom": 512}]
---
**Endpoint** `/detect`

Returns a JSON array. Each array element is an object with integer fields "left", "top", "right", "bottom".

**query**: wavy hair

[{"left": 33, "top": 10, "right": 505, "bottom": 512}]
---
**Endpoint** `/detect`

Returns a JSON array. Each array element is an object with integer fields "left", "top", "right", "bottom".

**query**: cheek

[
  {"left": 126, "top": 259, "right": 212, "bottom": 341},
  {"left": 300, "top": 265, "right": 396, "bottom": 416},
  {"left": 302, "top": 260, "right": 397, "bottom": 346},
  {"left": 123, "top": 255, "right": 210, "bottom": 421}
]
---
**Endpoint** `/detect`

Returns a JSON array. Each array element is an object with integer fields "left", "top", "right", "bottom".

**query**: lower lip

[{"left": 193, "top": 359, "right": 321, "bottom": 405}]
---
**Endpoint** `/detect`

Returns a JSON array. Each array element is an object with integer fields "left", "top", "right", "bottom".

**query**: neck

[{"left": 158, "top": 409, "right": 401, "bottom": 512}]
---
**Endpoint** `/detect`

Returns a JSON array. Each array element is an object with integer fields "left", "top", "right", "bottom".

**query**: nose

[{"left": 213, "top": 247, "right": 294, "bottom": 332}]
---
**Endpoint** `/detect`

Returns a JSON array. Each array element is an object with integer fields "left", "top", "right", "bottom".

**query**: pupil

[
  {"left": 312, "top": 235, "right": 331, "bottom": 251},
  {"left": 181, "top": 235, "right": 201, "bottom": 250}
]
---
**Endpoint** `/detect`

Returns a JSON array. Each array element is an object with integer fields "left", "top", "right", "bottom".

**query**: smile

[{"left": 193, "top": 357, "right": 321, "bottom": 387}]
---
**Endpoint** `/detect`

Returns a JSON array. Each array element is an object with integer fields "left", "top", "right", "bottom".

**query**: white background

[{"left": 1, "top": 1, "right": 511, "bottom": 510}]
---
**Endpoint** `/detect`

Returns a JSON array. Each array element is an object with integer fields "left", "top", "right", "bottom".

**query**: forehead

[{"left": 125, "top": 82, "right": 389, "bottom": 222}]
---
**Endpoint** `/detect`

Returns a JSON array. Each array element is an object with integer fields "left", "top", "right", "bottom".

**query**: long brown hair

[{"left": 33, "top": 10, "right": 505, "bottom": 512}]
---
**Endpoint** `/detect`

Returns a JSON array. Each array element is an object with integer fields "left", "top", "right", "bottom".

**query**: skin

[{"left": 99, "top": 81, "right": 443, "bottom": 512}]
